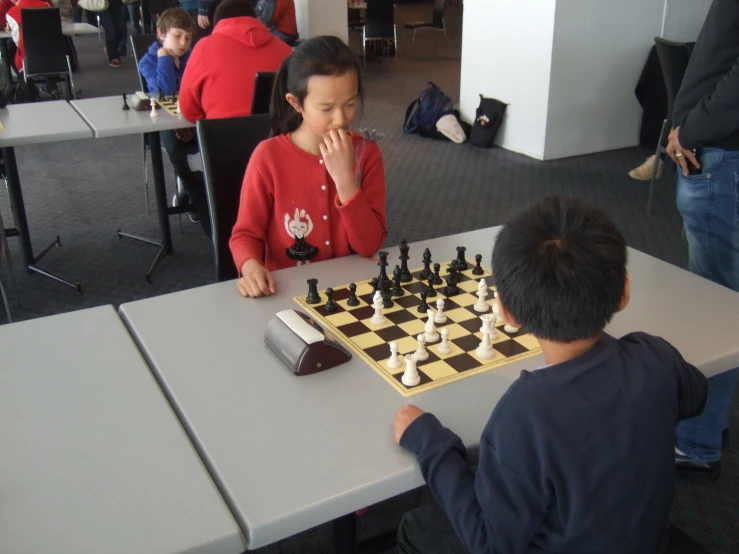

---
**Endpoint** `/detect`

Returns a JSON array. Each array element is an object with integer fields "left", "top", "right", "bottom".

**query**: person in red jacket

[
  {"left": 178, "top": 0, "right": 292, "bottom": 122},
  {"left": 229, "top": 36, "right": 388, "bottom": 298},
  {"left": 255, "top": 0, "right": 296, "bottom": 45},
  {"left": 6, "top": 0, "right": 53, "bottom": 73}
]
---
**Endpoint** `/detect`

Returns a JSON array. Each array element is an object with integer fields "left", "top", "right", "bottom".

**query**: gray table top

[
  {"left": 0, "top": 100, "right": 93, "bottom": 147},
  {"left": 118, "top": 227, "right": 739, "bottom": 549},
  {"left": 71, "top": 95, "right": 194, "bottom": 138},
  {"left": 0, "top": 305, "right": 246, "bottom": 554}
]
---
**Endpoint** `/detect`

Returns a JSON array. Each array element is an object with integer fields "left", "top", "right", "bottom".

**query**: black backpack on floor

[{"left": 469, "top": 95, "right": 507, "bottom": 149}]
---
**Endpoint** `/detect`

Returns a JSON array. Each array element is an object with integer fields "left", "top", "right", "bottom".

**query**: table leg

[
  {"left": 2, "top": 146, "right": 82, "bottom": 293},
  {"left": 0, "top": 38, "right": 12, "bottom": 84},
  {"left": 332, "top": 513, "right": 357, "bottom": 554},
  {"left": 116, "top": 130, "right": 175, "bottom": 283}
]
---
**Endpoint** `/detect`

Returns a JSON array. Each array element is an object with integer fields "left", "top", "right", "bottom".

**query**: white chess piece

[
  {"left": 414, "top": 334, "right": 429, "bottom": 361},
  {"left": 175, "top": 101, "right": 181, "bottom": 114},
  {"left": 474, "top": 279, "right": 490, "bottom": 312},
  {"left": 437, "top": 327, "right": 452, "bottom": 354},
  {"left": 492, "top": 291, "right": 501, "bottom": 316},
  {"left": 401, "top": 354, "right": 421, "bottom": 387},
  {"left": 150, "top": 100, "right": 159, "bottom": 118},
  {"left": 370, "top": 291, "right": 386, "bottom": 326},
  {"left": 386, "top": 340, "right": 402, "bottom": 369},
  {"left": 424, "top": 309, "right": 439, "bottom": 342},
  {"left": 504, "top": 323, "right": 520, "bottom": 334},
  {"left": 434, "top": 298, "right": 447, "bottom": 324},
  {"left": 476, "top": 314, "right": 496, "bottom": 359}
]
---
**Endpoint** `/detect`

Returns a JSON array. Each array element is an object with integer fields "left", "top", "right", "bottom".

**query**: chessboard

[
  {"left": 293, "top": 259, "right": 542, "bottom": 396},
  {"left": 153, "top": 96, "right": 180, "bottom": 117}
]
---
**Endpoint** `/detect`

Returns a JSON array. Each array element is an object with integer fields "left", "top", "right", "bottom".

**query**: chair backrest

[
  {"left": 131, "top": 33, "right": 157, "bottom": 92},
  {"left": 21, "top": 7, "right": 68, "bottom": 76},
  {"left": 654, "top": 37, "right": 692, "bottom": 127},
  {"left": 197, "top": 114, "right": 272, "bottom": 282},
  {"left": 432, "top": 0, "right": 446, "bottom": 27},
  {"left": 251, "top": 72, "right": 276, "bottom": 115},
  {"left": 365, "top": 0, "right": 395, "bottom": 39}
]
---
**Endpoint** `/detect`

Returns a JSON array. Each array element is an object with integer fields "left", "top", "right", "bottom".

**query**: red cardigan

[
  {"left": 178, "top": 17, "right": 292, "bottom": 122},
  {"left": 229, "top": 133, "right": 388, "bottom": 274}
]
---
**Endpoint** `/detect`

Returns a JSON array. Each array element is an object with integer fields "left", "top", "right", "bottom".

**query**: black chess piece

[
  {"left": 472, "top": 253, "right": 484, "bottom": 275},
  {"left": 370, "top": 277, "right": 379, "bottom": 297},
  {"left": 419, "top": 248, "right": 432, "bottom": 280},
  {"left": 432, "top": 262, "right": 443, "bottom": 285},
  {"left": 399, "top": 239, "right": 413, "bottom": 282},
  {"left": 347, "top": 283, "right": 360, "bottom": 306},
  {"left": 444, "top": 265, "right": 460, "bottom": 296},
  {"left": 377, "top": 250, "right": 392, "bottom": 290},
  {"left": 286, "top": 235, "right": 319, "bottom": 262},
  {"left": 417, "top": 290, "right": 429, "bottom": 313},
  {"left": 425, "top": 275, "right": 437, "bottom": 297},
  {"left": 377, "top": 279, "right": 393, "bottom": 308},
  {"left": 455, "top": 246, "right": 468, "bottom": 271},
  {"left": 324, "top": 287, "right": 337, "bottom": 312},
  {"left": 306, "top": 278, "right": 320, "bottom": 304},
  {"left": 121, "top": 93, "right": 130, "bottom": 110},
  {"left": 158, "top": 89, "right": 165, "bottom": 101},
  {"left": 172, "top": 90, "right": 178, "bottom": 103},
  {"left": 392, "top": 266, "right": 404, "bottom": 297}
]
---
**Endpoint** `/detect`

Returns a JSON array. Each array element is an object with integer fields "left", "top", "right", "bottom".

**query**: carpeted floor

[{"left": 0, "top": 4, "right": 736, "bottom": 553}]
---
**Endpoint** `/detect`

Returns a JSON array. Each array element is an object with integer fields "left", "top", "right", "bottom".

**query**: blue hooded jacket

[{"left": 138, "top": 40, "right": 192, "bottom": 95}]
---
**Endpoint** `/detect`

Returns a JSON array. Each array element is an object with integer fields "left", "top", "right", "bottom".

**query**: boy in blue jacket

[
  {"left": 393, "top": 196, "right": 708, "bottom": 554},
  {"left": 139, "top": 8, "right": 209, "bottom": 233}
]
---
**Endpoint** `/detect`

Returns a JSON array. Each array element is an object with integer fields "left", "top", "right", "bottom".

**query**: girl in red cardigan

[{"left": 229, "top": 36, "right": 388, "bottom": 298}]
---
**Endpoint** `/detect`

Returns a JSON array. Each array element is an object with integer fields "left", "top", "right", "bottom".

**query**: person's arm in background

[
  {"left": 254, "top": 0, "right": 275, "bottom": 28},
  {"left": 178, "top": 44, "right": 205, "bottom": 122},
  {"left": 0, "top": 0, "right": 15, "bottom": 27}
]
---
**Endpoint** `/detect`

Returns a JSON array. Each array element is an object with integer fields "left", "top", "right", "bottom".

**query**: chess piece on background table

[
  {"left": 306, "top": 278, "right": 321, "bottom": 304},
  {"left": 472, "top": 254, "right": 484, "bottom": 275},
  {"left": 150, "top": 100, "right": 159, "bottom": 118},
  {"left": 399, "top": 239, "right": 413, "bottom": 282},
  {"left": 437, "top": 327, "right": 452, "bottom": 354},
  {"left": 347, "top": 283, "right": 360, "bottom": 306},
  {"left": 324, "top": 287, "right": 337, "bottom": 312},
  {"left": 386, "top": 341, "right": 402, "bottom": 369},
  {"left": 414, "top": 334, "right": 429, "bottom": 361},
  {"left": 121, "top": 93, "right": 130, "bottom": 110},
  {"left": 402, "top": 354, "right": 420, "bottom": 387}
]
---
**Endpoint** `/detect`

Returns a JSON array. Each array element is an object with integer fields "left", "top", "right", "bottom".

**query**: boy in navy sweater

[{"left": 393, "top": 196, "right": 708, "bottom": 554}]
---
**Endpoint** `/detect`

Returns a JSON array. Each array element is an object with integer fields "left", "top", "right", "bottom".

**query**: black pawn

[
  {"left": 370, "top": 277, "right": 379, "bottom": 297},
  {"left": 419, "top": 248, "right": 432, "bottom": 280},
  {"left": 417, "top": 290, "right": 429, "bottom": 313},
  {"left": 379, "top": 279, "right": 393, "bottom": 308},
  {"left": 425, "top": 275, "right": 437, "bottom": 297},
  {"left": 399, "top": 239, "right": 413, "bottom": 282},
  {"left": 306, "top": 278, "right": 320, "bottom": 304},
  {"left": 392, "top": 266, "right": 404, "bottom": 297},
  {"left": 432, "top": 262, "right": 443, "bottom": 285},
  {"left": 455, "top": 246, "right": 468, "bottom": 271},
  {"left": 324, "top": 287, "right": 337, "bottom": 312},
  {"left": 347, "top": 283, "right": 360, "bottom": 306},
  {"left": 158, "top": 89, "right": 165, "bottom": 101},
  {"left": 472, "top": 254, "right": 484, "bottom": 275},
  {"left": 121, "top": 93, "right": 130, "bottom": 110}
]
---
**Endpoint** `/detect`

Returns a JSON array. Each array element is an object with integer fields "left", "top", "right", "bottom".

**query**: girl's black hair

[{"left": 270, "top": 36, "right": 363, "bottom": 136}]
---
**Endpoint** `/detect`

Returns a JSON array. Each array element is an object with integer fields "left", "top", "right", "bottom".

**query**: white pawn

[
  {"left": 434, "top": 298, "right": 447, "bottom": 324},
  {"left": 402, "top": 354, "right": 420, "bottom": 387},
  {"left": 504, "top": 323, "right": 520, "bottom": 334},
  {"left": 492, "top": 291, "right": 501, "bottom": 316},
  {"left": 485, "top": 313, "right": 499, "bottom": 340},
  {"left": 424, "top": 309, "right": 439, "bottom": 342},
  {"left": 150, "top": 100, "right": 159, "bottom": 118},
  {"left": 474, "top": 279, "right": 489, "bottom": 313},
  {"left": 370, "top": 291, "right": 386, "bottom": 326},
  {"left": 175, "top": 100, "right": 181, "bottom": 114},
  {"left": 476, "top": 314, "right": 496, "bottom": 359},
  {"left": 386, "top": 340, "right": 402, "bottom": 369},
  {"left": 437, "top": 327, "right": 452, "bottom": 355},
  {"left": 415, "top": 334, "right": 429, "bottom": 361}
]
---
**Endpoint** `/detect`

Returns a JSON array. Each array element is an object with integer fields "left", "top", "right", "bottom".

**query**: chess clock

[{"left": 265, "top": 310, "right": 351, "bottom": 375}]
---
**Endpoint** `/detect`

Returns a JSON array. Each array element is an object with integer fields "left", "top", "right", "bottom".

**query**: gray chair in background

[
  {"left": 361, "top": 0, "right": 396, "bottom": 64},
  {"left": 0, "top": 208, "right": 17, "bottom": 323},
  {"left": 405, "top": 0, "right": 446, "bottom": 43}
]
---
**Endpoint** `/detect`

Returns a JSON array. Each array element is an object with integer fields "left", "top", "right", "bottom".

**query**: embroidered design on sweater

[{"left": 284, "top": 208, "right": 318, "bottom": 264}]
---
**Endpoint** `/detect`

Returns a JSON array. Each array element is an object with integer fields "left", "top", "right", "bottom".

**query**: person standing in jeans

[
  {"left": 122, "top": 0, "right": 142, "bottom": 44},
  {"left": 667, "top": 0, "right": 739, "bottom": 482},
  {"left": 98, "top": 0, "right": 127, "bottom": 67}
]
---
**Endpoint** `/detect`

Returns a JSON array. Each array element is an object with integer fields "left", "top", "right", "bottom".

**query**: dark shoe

[
  {"left": 109, "top": 58, "right": 122, "bottom": 68},
  {"left": 676, "top": 453, "right": 721, "bottom": 483}
]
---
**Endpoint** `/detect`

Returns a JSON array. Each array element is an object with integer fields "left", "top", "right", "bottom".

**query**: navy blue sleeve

[
  {"left": 401, "top": 405, "right": 548, "bottom": 554},
  {"left": 138, "top": 51, "right": 178, "bottom": 95}
]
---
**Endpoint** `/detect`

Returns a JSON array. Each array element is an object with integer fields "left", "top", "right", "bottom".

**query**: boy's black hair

[
  {"left": 492, "top": 196, "right": 627, "bottom": 343},
  {"left": 270, "top": 36, "right": 363, "bottom": 136},
  {"left": 213, "top": 0, "right": 256, "bottom": 27}
]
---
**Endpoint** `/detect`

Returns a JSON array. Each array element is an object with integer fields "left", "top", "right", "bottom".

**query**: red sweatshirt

[
  {"left": 272, "top": 0, "right": 296, "bottom": 37},
  {"left": 230, "top": 132, "right": 388, "bottom": 273},
  {"left": 178, "top": 17, "right": 292, "bottom": 122},
  {"left": 6, "top": 0, "right": 53, "bottom": 71}
]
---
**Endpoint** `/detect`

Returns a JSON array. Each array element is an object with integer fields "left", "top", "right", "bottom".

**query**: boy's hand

[
  {"left": 320, "top": 129, "right": 356, "bottom": 196},
  {"left": 198, "top": 15, "right": 211, "bottom": 29},
  {"left": 393, "top": 405, "right": 425, "bottom": 445},
  {"left": 157, "top": 47, "right": 181, "bottom": 68},
  {"left": 237, "top": 259, "right": 276, "bottom": 297},
  {"left": 157, "top": 47, "right": 169, "bottom": 57}
]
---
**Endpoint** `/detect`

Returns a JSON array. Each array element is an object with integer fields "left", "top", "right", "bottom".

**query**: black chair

[
  {"left": 666, "top": 524, "right": 711, "bottom": 554},
  {"left": 361, "top": 0, "right": 396, "bottom": 65},
  {"left": 647, "top": 37, "right": 692, "bottom": 215},
  {"left": 405, "top": 0, "right": 446, "bottom": 43},
  {"left": 197, "top": 114, "right": 272, "bottom": 282},
  {"left": 251, "top": 72, "right": 275, "bottom": 115},
  {"left": 21, "top": 7, "right": 76, "bottom": 100}
]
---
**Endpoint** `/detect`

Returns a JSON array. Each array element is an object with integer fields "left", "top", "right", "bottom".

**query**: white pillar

[{"left": 294, "top": 0, "right": 349, "bottom": 43}]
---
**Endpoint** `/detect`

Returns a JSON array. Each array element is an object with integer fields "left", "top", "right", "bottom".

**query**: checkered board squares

[
  {"left": 293, "top": 259, "right": 543, "bottom": 396},
  {"left": 153, "top": 96, "right": 180, "bottom": 117}
]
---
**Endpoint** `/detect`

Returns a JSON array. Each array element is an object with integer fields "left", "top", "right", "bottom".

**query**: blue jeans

[
  {"left": 675, "top": 147, "right": 739, "bottom": 463},
  {"left": 271, "top": 28, "right": 297, "bottom": 45}
]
